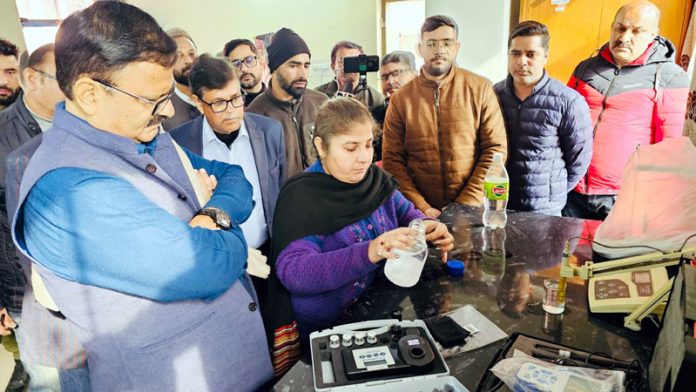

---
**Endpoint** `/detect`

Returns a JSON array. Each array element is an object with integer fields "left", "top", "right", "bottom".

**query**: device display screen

[
  {"left": 366, "top": 359, "right": 387, "bottom": 366},
  {"left": 633, "top": 271, "right": 651, "bottom": 284}
]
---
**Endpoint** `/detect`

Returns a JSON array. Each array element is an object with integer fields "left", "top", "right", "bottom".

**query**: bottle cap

[{"left": 446, "top": 260, "right": 465, "bottom": 277}]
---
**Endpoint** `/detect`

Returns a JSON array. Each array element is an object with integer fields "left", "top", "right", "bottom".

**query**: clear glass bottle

[{"left": 384, "top": 219, "right": 428, "bottom": 287}]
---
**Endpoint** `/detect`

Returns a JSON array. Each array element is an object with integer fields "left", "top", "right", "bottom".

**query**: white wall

[
  {"left": 0, "top": 1, "right": 27, "bottom": 51},
  {"left": 127, "top": 0, "right": 382, "bottom": 89},
  {"left": 425, "top": 0, "right": 511, "bottom": 83},
  {"left": 4, "top": 0, "right": 511, "bottom": 88}
]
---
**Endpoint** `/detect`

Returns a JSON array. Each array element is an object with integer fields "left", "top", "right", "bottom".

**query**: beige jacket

[{"left": 382, "top": 66, "right": 507, "bottom": 211}]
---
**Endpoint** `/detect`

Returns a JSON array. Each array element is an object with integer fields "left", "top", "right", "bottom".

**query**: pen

[{"left": 533, "top": 345, "right": 636, "bottom": 369}]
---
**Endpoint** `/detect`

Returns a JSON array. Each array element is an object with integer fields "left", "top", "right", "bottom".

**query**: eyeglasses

[
  {"left": 93, "top": 79, "right": 175, "bottom": 116},
  {"left": 29, "top": 67, "right": 57, "bottom": 80},
  {"left": 229, "top": 55, "right": 258, "bottom": 70},
  {"left": 425, "top": 39, "right": 457, "bottom": 50},
  {"left": 380, "top": 68, "right": 409, "bottom": 82},
  {"left": 199, "top": 93, "right": 246, "bottom": 113}
]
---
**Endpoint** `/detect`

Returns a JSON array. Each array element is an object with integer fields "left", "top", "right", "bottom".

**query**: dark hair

[
  {"left": 381, "top": 51, "right": 416, "bottom": 70},
  {"left": 330, "top": 41, "right": 363, "bottom": 65},
  {"left": 223, "top": 39, "right": 257, "bottom": 58},
  {"left": 313, "top": 97, "right": 375, "bottom": 149},
  {"left": 188, "top": 54, "right": 238, "bottom": 99},
  {"left": 0, "top": 37, "right": 19, "bottom": 59},
  {"left": 54, "top": 1, "right": 177, "bottom": 100},
  {"left": 508, "top": 21, "right": 550, "bottom": 52},
  {"left": 420, "top": 15, "right": 459, "bottom": 39}
]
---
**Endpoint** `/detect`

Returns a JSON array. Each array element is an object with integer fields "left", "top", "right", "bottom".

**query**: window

[
  {"left": 383, "top": 0, "right": 425, "bottom": 69},
  {"left": 15, "top": 0, "right": 93, "bottom": 53}
]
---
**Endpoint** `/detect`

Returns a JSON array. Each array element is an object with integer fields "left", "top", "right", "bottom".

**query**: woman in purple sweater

[{"left": 271, "top": 97, "right": 454, "bottom": 338}]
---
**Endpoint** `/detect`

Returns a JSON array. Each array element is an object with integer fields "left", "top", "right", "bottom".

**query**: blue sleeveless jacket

[{"left": 11, "top": 105, "right": 273, "bottom": 391}]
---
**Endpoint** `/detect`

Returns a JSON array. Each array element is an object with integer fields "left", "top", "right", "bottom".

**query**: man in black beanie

[{"left": 247, "top": 27, "right": 328, "bottom": 177}]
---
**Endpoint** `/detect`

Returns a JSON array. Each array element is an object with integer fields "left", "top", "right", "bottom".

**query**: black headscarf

[{"left": 262, "top": 163, "right": 398, "bottom": 342}]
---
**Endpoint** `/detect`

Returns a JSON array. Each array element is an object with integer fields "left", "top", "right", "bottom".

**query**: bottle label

[{"left": 484, "top": 181, "right": 509, "bottom": 201}]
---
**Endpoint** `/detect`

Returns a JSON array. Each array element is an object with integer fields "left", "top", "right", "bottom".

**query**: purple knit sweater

[{"left": 275, "top": 168, "right": 424, "bottom": 336}]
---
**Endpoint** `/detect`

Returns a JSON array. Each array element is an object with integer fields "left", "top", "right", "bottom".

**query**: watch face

[
  {"left": 217, "top": 213, "right": 231, "bottom": 229},
  {"left": 201, "top": 207, "right": 231, "bottom": 230}
]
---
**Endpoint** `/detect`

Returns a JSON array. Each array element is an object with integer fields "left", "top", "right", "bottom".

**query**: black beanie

[{"left": 267, "top": 28, "right": 311, "bottom": 73}]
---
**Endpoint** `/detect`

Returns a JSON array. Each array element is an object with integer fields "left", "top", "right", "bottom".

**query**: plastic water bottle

[
  {"left": 483, "top": 152, "right": 509, "bottom": 229},
  {"left": 384, "top": 219, "right": 428, "bottom": 287}
]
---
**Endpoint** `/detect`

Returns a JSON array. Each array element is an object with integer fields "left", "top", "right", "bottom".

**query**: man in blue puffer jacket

[{"left": 494, "top": 21, "right": 592, "bottom": 216}]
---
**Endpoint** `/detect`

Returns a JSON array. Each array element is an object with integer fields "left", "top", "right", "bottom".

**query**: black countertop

[{"left": 272, "top": 205, "right": 657, "bottom": 391}]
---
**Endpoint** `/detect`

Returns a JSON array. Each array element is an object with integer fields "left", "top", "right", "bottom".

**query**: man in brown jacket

[
  {"left": 382, "top": 15, "right": 507, "bottom": 218},
  {"left": 247, "top": 28, "right": 328, "bottom": 177}
]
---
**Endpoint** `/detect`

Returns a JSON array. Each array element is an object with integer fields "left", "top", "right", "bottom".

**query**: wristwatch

[{"left": 197, "top": 207, "right": 232, "bottom": 230}]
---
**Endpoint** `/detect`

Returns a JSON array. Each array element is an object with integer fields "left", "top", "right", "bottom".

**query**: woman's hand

[
  {"left": 368, "top": 227, "right": 418, "bottom": 263},
  {"left": 423, "top": 207, "right": 441, "bottom": 218},
  {"left": 423, "top": 220, "right": 454, "bottom": 262}
]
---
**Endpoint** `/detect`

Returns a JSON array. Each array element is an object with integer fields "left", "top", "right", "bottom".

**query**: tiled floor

[{"left": 1, "top": 342, "right": 14, "bottom": 389}]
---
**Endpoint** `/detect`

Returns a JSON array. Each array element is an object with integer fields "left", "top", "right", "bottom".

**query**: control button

[
  {"left": 145, "top": 164, "right": 157, "bottom": 174},
  {"left": 354, "top": 332, "right": 366, "bottom": 346},
  {"left": 366, "top": 354, "right": 372, "bottom": 358},
  {"left": 367, "top": 331, "right": 377, "bottom": 344},
  {"left": 177, "top": 194, "right": 187, "bottom": 201},
  {"left": 329, "top": 335, "right": 340, "bottom": 349},
  {"left": 342, "top": 334, "right": 353, "bottom": 347},
  {"left": 390, "top": 324, "right": 404, "bottom": 341},
  {"left": 359, "top": 355, "right": 365, "bottom": 359},
  {"left": 248, "top": 302, "right": 257, "bottom": 312}
]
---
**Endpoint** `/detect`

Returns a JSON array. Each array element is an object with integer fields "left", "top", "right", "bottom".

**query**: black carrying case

[{"left": 475, "top": 332, "right": 645, "bottom": 392}]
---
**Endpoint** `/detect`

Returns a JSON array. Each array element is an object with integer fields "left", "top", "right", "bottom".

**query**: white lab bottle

[
  {"left": 384, "top": 219, "right": 428, "bottom": 287},
  {"left": 483, "top": 152, "right": 509, "bottom": 229}
]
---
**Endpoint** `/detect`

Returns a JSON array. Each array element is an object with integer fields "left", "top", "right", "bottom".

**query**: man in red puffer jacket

[{"left": 564, "top": 0, "right": 688, "bottom": 220}]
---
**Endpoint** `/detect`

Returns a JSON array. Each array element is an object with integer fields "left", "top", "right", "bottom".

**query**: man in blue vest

[{"left": 10, "top": 2, "right": 273, "bottom": 391}]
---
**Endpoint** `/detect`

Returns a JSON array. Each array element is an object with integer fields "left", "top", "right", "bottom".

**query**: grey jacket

[{"left": 0, "top": 94, "right": 38, "bottom": 312}]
